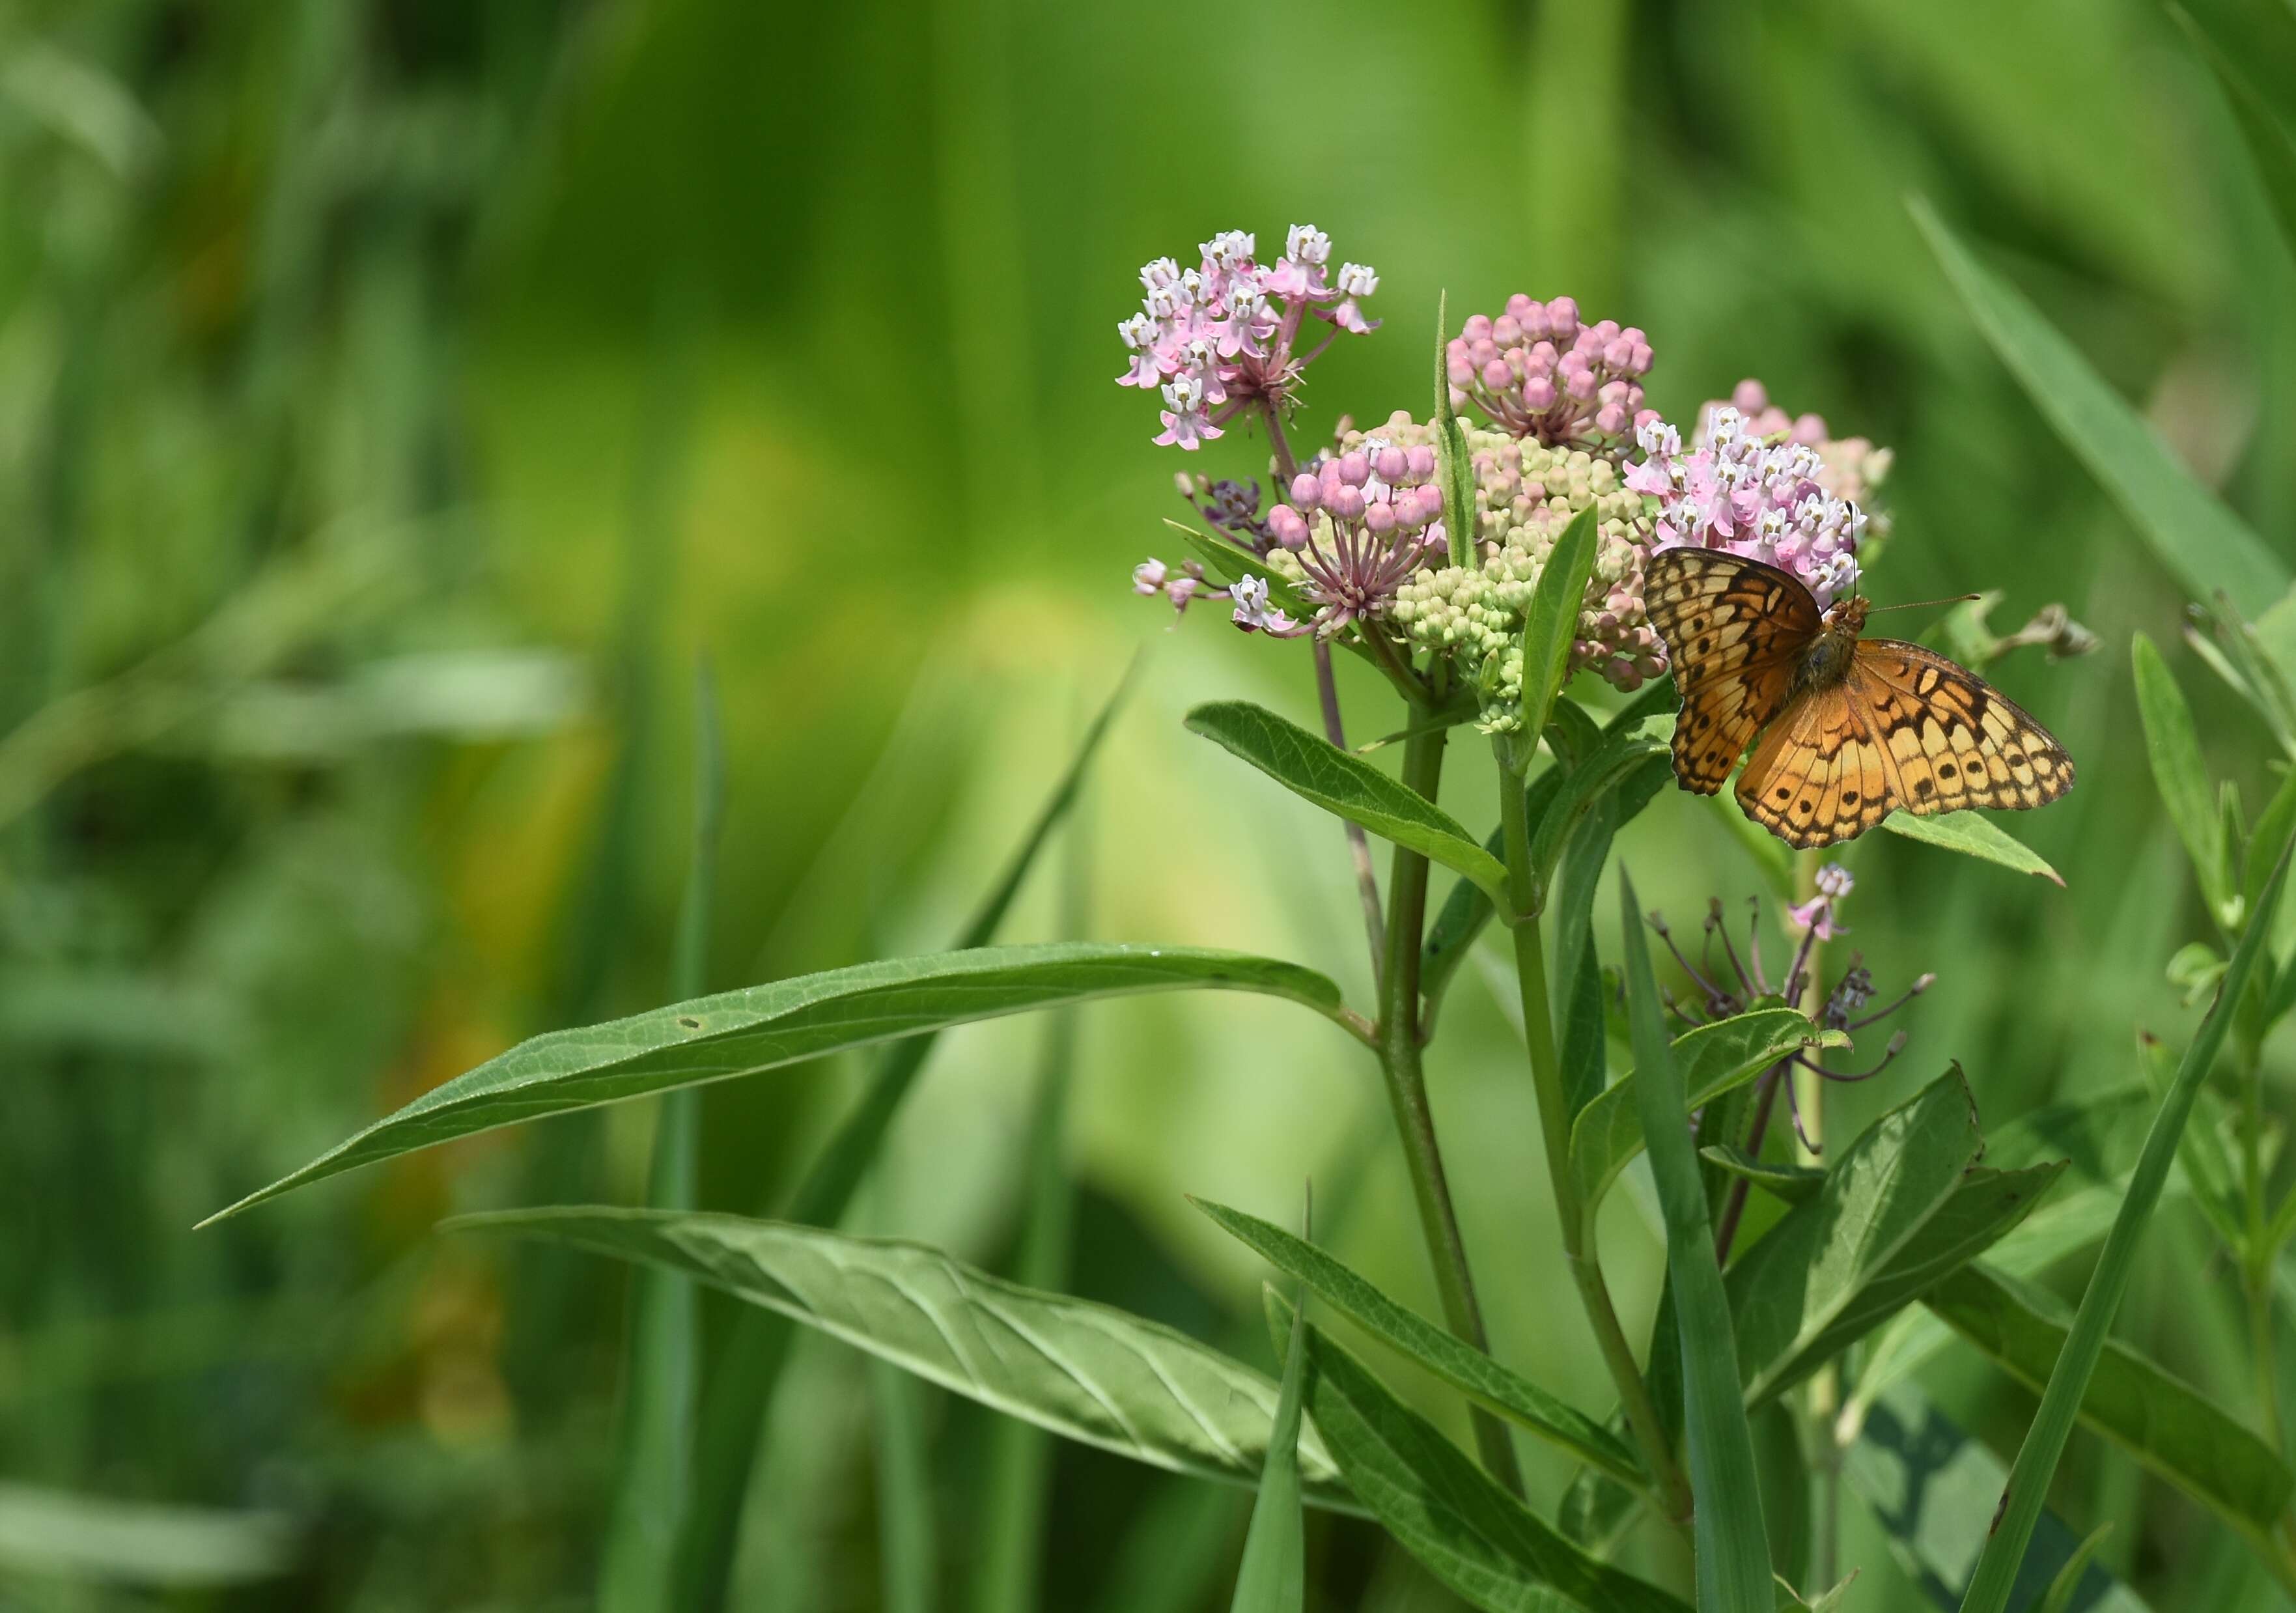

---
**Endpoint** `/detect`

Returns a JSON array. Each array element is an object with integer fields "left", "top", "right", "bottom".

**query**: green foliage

[
  {"left": 1194, "top": 1198, "right": 1642, "bottom": 1482},
  {"left": 1268, "top": 1295, "right": 1687, "bottom": 1613},
  {"left": 1228, "top": 1269, "right": 1311, "bottom": 1613},
  {"left": 1912, "top": 196, "right": 2289, "bottom": 617},
  {"left": 455, "top": 1209, "right": 1357, "bottom": 1505},
  {"left": 1959, "top": 847, "right": 2293, "bottom": 1612},
  {"left": 1617, "top": 868, "right": 1773, "bottom": 1613},
  {"left": 1879, "top": 809, "right": 2065, "bottom": 885},
  {"left": 1186, "top": 701, "right": 1511, "bottom": 904},
  {"left": 205, "top": 942, "right": 1347, "bottom": 1224},
  {"left": 1728, "top": 1068, "right": 2063, "bottom": 1405},
  {"left": 1515, "top": 509, "right": 1601, "bottom": 744},
  {"left": 1567, "top": 1008, "right": 1845, "bottom": 1224}
]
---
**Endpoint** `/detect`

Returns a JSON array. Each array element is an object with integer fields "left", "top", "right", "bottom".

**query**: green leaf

[
  {"left": 202, "top": 942, "right": 1346, "bottom": 1226},
  {"left": 1880, "top": 809, "right": 2064, "bottom": 886},
  {"left": 1700, "top": 1143, "right": 1825, "bottom": 1204},
  {"left": 1924, "top": 1263, "right": 2294, "bottom": 1534},
  {"left": 870, "top": 1363, "right": 940, "bottom": 1613},
  {"left": 2172, "top": 3, "right": 2296, "bottom": 268},
  {"left": 1568, "top": 1008, "right": 1844, "bottom": 1224},
  {"left": 2139, "top": 1030, "right": 2248, "bottom": 1250},
  {"left": 600, "top": 658, "right": 724, "bottom": 1613},
  {"left": 1959, "top": 846, "right": 2293, "bottom": 1613},
  {"left": 455, "top": 1209, "right": 1358, "bottom": 1508},
  {"left": 1728, "top": 1068, "right": 2063, "bottom": 1405},
  {"left": 1192, "top": 1198, "right": 1642, "bottom": 1485},
  {"left": 2036, "top": 1524, "right": 2115, "bottom": 1613},
  {"left": 1911, "top": 197, "right": 2289, "bottom": 619},
  {"left": 1229, "top": 1268, "right": 1311, "bottom": 1613},
  {"left": 1517, "top": 509, "right": 1601, "bottom": 742},
  {"left": 1186, "top": 701, "right": 1511, "bottom": 906},
  {"left": 1270, "top": 1295, "right": 1687, "bottom": 1613},
  {"left": 2134, "top": 633, "right": 2233, "bottom": 922},
  {"left": 1845, "top": 1381, "right": 2151, "bottom": 1613},
  {"left": 1617, "top": 866, "right": 1773, "bottom": 1613},
  {"left": 2246, "top": 762, "right": 2296, "bottom": 924},
  {"left": 1844, "top": 1078, "right": 2217, "bottom": 1428},
  {"left": 1528, "top": 732, "right": 1671, "bottom": 904},
  {"left": 682, "top": 662, "right": 1133, "bottom": 1610}
]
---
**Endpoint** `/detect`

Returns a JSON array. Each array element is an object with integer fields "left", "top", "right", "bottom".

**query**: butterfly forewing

[
  {"left": 1847, "top": 639, "right": 2075, "bottom": 815},
  {"left": 1645, "top": 548, "right": 1821, "bottom": 794}
]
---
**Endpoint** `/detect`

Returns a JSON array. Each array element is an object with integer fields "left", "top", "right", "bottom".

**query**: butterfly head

[{"left": 1822, "top": 595, "right": 1869, "bottom": 636}]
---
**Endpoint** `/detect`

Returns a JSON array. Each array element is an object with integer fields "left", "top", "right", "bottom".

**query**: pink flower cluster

[
  {"left": 1259, "top": 442, "right": 1448, "bottom": 638},
  {"left": 1627, "top": 406, "right": 1869, "bottom": 610},
  {"left": 1787, "top": 862, "right": 1854, "bottom": 940},
  {"left": 1447, "top": 296, "right": 1653, "bottom": 451},
  {"left": 1115, "top": 226, "right": 1379, "bottom": 450}
]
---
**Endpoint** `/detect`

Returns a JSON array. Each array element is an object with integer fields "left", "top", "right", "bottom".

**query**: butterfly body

[{"left": 1644, "top": 548, "right": 2073, "bottom": 850}]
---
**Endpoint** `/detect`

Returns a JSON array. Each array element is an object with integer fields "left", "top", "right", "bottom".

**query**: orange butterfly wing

[
  {"left": 1735, "top": 684, "right": 1899, "bottom": 849},
  {"left": 1847, "top": 638, "right": 2077, "bottom": 815},
  {"left": 1645, "top": 548, "right": 1822, "bottom": 795}
]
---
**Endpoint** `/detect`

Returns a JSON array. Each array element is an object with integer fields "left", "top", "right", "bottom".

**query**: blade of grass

[
  {"left": 1958, "top": 845, "right": 2293, "bottom": 1612},
  {"left": 1911, "top": 195, "right": 2289, "bottom": 618},
  {"left": 599, "top": 658, "right": 723, "bottom": 1613},
  {"left": 1618, "top": 866, "right": 1772, "bottom": 1612},
  {"left": 1227, "top": 1196, "right": 1313, "bottom": 1613},
  {"left": 970, "top": 761, "right": 1093, "bottom": 1613},
  {"left": 871, "top": 1360, "right": 940, "bottom": 1613}
]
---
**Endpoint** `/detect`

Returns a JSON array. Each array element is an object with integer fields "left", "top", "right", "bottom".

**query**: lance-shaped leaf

[
  {"left": 1567, "top": 1008, "right": 1843, "bottom": 1223},
  {"left": 1186, "top": 702, "right": 1510, "bottom": 905},
  {"left": 1727, "top": 1068, "right": 2062, "bottom": 1405},
  {"left": 1193, "top": 1198, "right": 1642, "bottom": 1485},
  {"left": 1911, "top": 197, "right": 2289, "bottom": 619},
  {"left": 1880, "top": 810, "right": 2062, "bottom": 885},
  {"left": 1434, "top": 292, "right": 1476, "bottom": 570},
  {"left": 1959, "top": 847, "right": 2293, "bottom": 1613},
  {"left": 454, "top": 1209, "right": 1358, "bottom": 1508},
  {"left": 1517, "top": 509, "right": 1601, "bottom": 743},
  {"left": 1619, "top": 867, "right": 1772, "bottom": 1613},
  {"left": 1845, "top": 1381, "right": 2150, "bottom": 1613},
  {"left": 1924, "top": 1263, "right": 2294, "bottom": 1537},
  {"left": 2133, "top": 633, "right": 2233, "bottom": 923},
  {"left": 1270, "top": 1294, "right": 1687, "bottom": 1613},
  {"left": 1228, "top": 1260, "right": 1311, "bottom": 1613},
  {"left": 201, "top": 943, "right": 1347, "bottom": 1224}
]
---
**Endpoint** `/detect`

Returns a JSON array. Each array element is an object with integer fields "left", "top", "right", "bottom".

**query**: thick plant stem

[
  {"left": 1498, "top": 761, "right": 1694, "bottom": 1526},
  {"left": 1379, "top": 719, "right": 1522, "bottom": 1494}
]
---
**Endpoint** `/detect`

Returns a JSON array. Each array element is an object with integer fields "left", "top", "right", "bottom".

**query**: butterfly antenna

[{"left": 1866, "top": 593, "right": 1983, "bottom": 614}]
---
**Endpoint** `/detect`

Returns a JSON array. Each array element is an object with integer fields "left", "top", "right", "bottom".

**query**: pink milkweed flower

[
  {"left": 1113, "top": 222, "right": 1379, "bottom": 447},
  {"left": 1231, "top": 574, "right": 1305, "bottom": 636},
  {"left": 1446, "top": 294, "right": 1654, "bottom": 453}
]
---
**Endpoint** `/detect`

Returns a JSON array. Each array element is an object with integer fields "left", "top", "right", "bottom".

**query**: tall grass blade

[
  {"left": 1515, "top": 509, "right": 1599, "bottom": 746},
  {"left": 1957, "top": 846, "right": 2292, "bottom": 1612},
  {"left": 1617, "top": 866, "right": 1772, "bottom": 1612},
  {"left": 599, "top": 658, "right": 723, "bottom": 1613},
  {"left": 970, "top": 768, "right": 1093, "bottom": 1613},
  {"left": 1911, "top": 197, "right": 2288, "bottom": 617},
  {"left": 1225, "top": 1199, "right": 1312, "bottom": 1613}
]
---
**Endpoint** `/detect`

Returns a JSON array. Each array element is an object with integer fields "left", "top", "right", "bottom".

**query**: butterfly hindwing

[
  {"left": 1735, "top": 684, "right": 1898, "bottom": 849},
  {"left": 1646, "top": 548, "right": 1823, "bottom": 794},
  {"left": 1849, "top": 639, "right": 2075, "bottom": 816}
]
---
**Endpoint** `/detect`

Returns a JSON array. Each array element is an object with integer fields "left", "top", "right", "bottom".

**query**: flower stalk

[
  {"left": 1377, "top": 704, "right": 1522, "bottom": 1494},
  {"left": 1497, "top": 742, "right": 1694, "bottom": 1526}
]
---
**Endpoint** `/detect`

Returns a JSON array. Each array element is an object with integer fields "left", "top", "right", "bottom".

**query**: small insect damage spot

[{"left": 678, "top": 1016, "right": 703, "bottom": 1031}]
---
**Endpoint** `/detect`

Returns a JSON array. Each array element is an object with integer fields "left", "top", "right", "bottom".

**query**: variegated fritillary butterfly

[{"left": 1644, "top": 547, "right": 2074, "bottom": 849}]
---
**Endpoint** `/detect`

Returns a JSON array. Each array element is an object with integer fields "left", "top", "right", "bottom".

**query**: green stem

[
  {"left": 1379, "top": 715, "right": 1522, "bottom": 1495},
  {"left": 1498, "top": 757, "right": 1694, "bottom": 1526},
  {"left": 1792, "top": 848, "right": 1842, "bottom": 1598},
  {"left": 2241, "top": 1027, "right": 2282, "bottom": 1450}
]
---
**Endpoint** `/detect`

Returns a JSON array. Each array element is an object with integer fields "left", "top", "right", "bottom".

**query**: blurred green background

[{"left": 6, "top": 0, "right": 2293, "bottom": 1606}]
